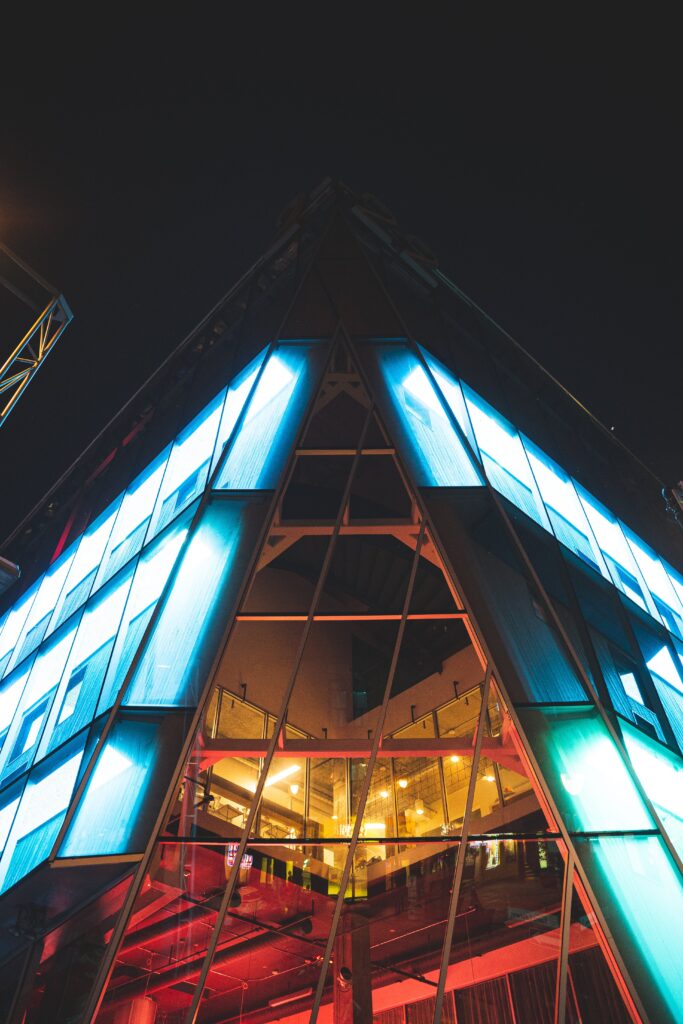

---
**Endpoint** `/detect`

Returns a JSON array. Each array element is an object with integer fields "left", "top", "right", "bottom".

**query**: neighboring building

[{"left": 0, "top": 181, "right": 682, "bottom": 1024}]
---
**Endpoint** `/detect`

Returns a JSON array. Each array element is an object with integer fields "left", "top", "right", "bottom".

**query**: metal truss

[{"left": 0, "top": 241, "right": 73, "bottom": 428}]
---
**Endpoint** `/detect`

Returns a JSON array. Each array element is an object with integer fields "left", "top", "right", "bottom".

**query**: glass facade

[{"left": 0, "top": 196, "right": 680, "bottom": 1024}]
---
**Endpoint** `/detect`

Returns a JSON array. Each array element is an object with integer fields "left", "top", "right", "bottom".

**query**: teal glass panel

[
  {"left": 215, "top": 344, "right": 326, "bottom": 491},
  {"left": 147, "top": 390, "right": 224, "bottom": 540},
  {"left": 96, "top": 524, "right": 188, "bottom": 714},
  {"left": 366, "top": 344, "right": 482, "bottom": 487},
  {"left": 523, "top": 440, "right": 606, "bottom": 574},
  {"left": 49, "top": 499, "right": 122, "bottom": 635},
  {"left": 624, "top": 532, "right": 683, "bottom": 639},
  {"left": 462, "top": 385, "right": 549, "bottom": 526},
  {"left": 0, "top": 664, "right": 32, "bottom": 757},
  {"left": 0, "top": 623, "right": 79, "bottom": 785},
  {"left": 622, "top": 721, "right": 683, "bottom": 859},
  {"left": 576, "top": 490, "right": 654, "bottom": 615},
  {"left": 647, "top": 643, "right": 683, "bottom": 695},
  {"left": 123, "top": 497, "right": 266, "bottom": 707},
  {"left": 419, "top": 345, "right": 479, "bottom": 452},
  {"left": 0, "top": 737, "right": 85, "bottom": 893},
  {"left": 211, "top": 348, "right": 268, "bottom": 472},
  {"left": 95, "top": 448, "right": 170, "bottom": 588},
  {"left": 575, "top": 835, "right": 683, "bottom": 1024},
  {"left": 0, "top": 587, "right": 38, "bottom": 681},
  {"left": 516, "top": 705, "right": 654, "bottom": 832},
  {"left": 37, "top": 571, "right": 134, "bottom": 759},
  {"left": 59, "top": 715, "right": 182, "bottom": 857},
  {"left": 6, "top": 550, "right": 76, "bottom": 674}
]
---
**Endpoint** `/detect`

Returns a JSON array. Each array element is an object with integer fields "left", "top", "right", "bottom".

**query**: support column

[{"left": 333, "top": 912, "right": 373, "bottom": 1024}]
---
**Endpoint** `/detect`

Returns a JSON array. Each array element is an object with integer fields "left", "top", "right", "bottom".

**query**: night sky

[{"left": 1, "top": 19, "right": 680, "bottom": 546}]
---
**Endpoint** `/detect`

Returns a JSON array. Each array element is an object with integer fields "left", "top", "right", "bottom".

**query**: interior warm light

[
  {"left": 450, "top": 755, "right": 460, "bottom": 763},
  {"left": 484, "top": 774, "right": 496, "bottom": 783},
  {"left": 415, "top": 799, "right": 425, "bottom": 816},
  {"left": 289, "top": 783, "right": 299, "bottom": 796},
  {"left": 264, "top": 765, "right": 300, "bottom": 788},
  {"left": 363, "top": 822, "right": 386, "bottom": 832},
  {"left": 331, "top": 814, "right": 338, "bottom": 821},
  {"left": 379, "top": 789, "right": 389, "bottom": 799},
  {"left": 397, "top": 778, "right": 408, "bottom": 789}
]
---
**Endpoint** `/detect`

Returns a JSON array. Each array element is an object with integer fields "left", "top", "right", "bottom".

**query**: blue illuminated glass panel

[
  {"left": 123, "top": 499, "right": 259, "bottom": 707},
  {"left": 420, "top": 347, "right": 479, "bottom": 453},
  {"left": 0, "top": 665, "right": 32, "bottom": 757},
  {"left": 516, "top": 705, "right": 654, "bottom": 832},
  {"left": 0, "top": 586, "right": 39, "bottom": 681},
  {"left": 624, "top": 533, "right": 683, "bottom": 639},
  {"left": 462, "top": 386, "right": 548, "bottom": 526},
  {"left": 0, "top": 739, "right": 85, "bottom": 893},
  {"left": 0, "top": 625, "right": 79, "bottom": 785},
  {"left": 96, "top": 449, "right": 170, "bottom": 588},
  {"left": 97, "top": 524, "right": 188, "bottom": 713},
  {"left": 577, "top": 491, "right": 653, "bottom": 613},
  {"left": 59, "top": 716, "right": 180, "bottom": 857},
  {"left": 7, "top": 552, "right": 76, "bottom": 675},
  {"left": 211, "top": 349, "right": 268, "bottom": 473},
  {"left": 50, "top": 499, "right": 122, "bottom": 632},
  {"left": 38, "top": 572, "right": 134, "bottom": 758},
  {"left": 367, "top": 345, "right": 482, "bottom": 487},
  {"left": 523, "top": 441, "right": 606, "bottom": 573},
  {"left": 215, "top": 345, "right": 326, "bottom": 491},
  {"left": 148, "top": 391, "right": 224, "bottom": 540}
]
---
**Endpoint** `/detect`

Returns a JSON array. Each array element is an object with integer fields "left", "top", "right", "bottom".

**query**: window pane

[
  {"left": 463, "top": 386, "right": 548, "bottom": 527},
  {"left": 625, "top": 533, "right": 683, "bottom": 639},
  {"left": 38, "top": 572, "right": 134, "bottom": 759},
  {"left": 50, "top": 499, "right": 121, "bottom": 631},
  {"left": 647, "top": 643, "right": 683, "bottom": 695},
  {"left": 0, "top": 624, "right": 79, "bottom": 784},
  {"left": 124, "top": 497, "right": 266, "bottom": 707},
  {"left": 148, "top": 391, "right": 224, "bottom": 540},
  {"left": 364, "top": 344, "right": 482, "bottom": 487},
  {"left": 215, "top": 344, "right": 326, "bottom": 490},
  {"left": 516, "top": 705, "right": 654, "bottom": 832},
  {"left": 0, "top": 587, "right": 38, "bottom": 680},
  {"left": 420, "top": 345, "right": 478, "bottom": 451},
  {"left": 0, "top": 740, "right": 85, "bottom": 893},
  {"left": 577, "top": 491, "right": 652, "bottom": 613},
  {"left": 58, "top": 714, "right": 183, "bottom": 857},
  {"left": 575, "top": 835, "right": 683, "bottom": 1024},
  {"left": 95, "top": 448, "right": 170, "bottom": 587},
  {"left": 211, "top": 348, "right": 268, "bottom": 472},
  {"left": 621, "top": 721, "right": 683, "bottom": 861},
  {"left": 524, "top": 441, "right": 605, "bottom": 573},
  {"left": 96, "top": 525, "right": 188, "bottom": 714},
  {"left": 7, "top": 550, "right": 75, "bottom": 673}
]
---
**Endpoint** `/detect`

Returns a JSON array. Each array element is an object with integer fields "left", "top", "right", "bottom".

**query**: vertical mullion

[
  {"left": 309, "top": 521, "right": 427, "bottom": 1022},
  {"left": 434, "top": 708, "right": 450, "bottom": 828},
  {"left": 554, "top": 848, "right": 575, "bottom": 1024},
  {"left": 183, "top": 401, "right": 376, "bottom": 1024},
  {"left": 431, "top": 668, "right": 492, "bottom": 1024}
]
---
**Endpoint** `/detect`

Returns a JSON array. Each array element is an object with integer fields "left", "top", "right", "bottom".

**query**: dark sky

[{"left": 1, "top": 18, "right": 681, "bottom": 544}]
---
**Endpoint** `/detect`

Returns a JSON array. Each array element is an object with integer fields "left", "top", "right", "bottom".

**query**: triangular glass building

[{"left": 1, "top": 181, "right": 682, "bottom": 1024}]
